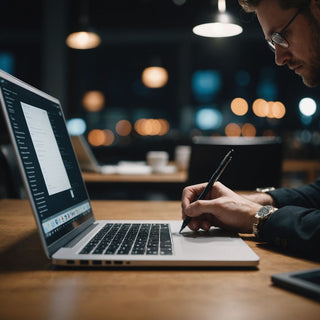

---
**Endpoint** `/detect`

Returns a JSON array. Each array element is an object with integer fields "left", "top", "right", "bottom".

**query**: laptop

[
  {"left": 70, "top": 134, "right": 113, "bottom": 173},
  {"left": 71, "top": 134, "right": 152, "bottom": 175},
  {"left": 0, "top": 69, "right": 259, "bottom": 268}
]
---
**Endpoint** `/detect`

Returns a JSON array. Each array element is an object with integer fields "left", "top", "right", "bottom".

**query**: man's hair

[{"left": 238, "top": 0, "right": 311, "bottom": 12}]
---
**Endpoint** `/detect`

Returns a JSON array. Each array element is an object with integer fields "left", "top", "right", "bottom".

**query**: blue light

[
  {"left": 66, "top": 118, "right": 87, "bottom": 136},
  {"left": 257, "top": 82, "right": 277, "bottom": 100},
  {"left": 195, "top": 107, "right": 223, "bottom": 130},
  {"left": 0, "top": 52, "right": 14, "bottom": 74},
  {"left": 192, "top": 70, "right": 222, "bottom": 103},
  {"left": 235, "top": 70, "right": 250, "bottom": 87},
  {"left": 257, "top": 67, "right": 278, "bottom": 100}
]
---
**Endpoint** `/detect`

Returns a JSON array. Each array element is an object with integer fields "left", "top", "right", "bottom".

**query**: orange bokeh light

[
  {"left": 116, "top": 120, "right": 132, "bottom": 136},
  {"left": 142, "top": 67, "right": 169, "bottom": 88},
  {"left": 88, "top": 129, "right": 106, "bottom": 146},
  {"left": 134, "top": 118, "right": 170, "bottom": 136},
  {"left": 88, "top": 129, "right": 115, "bottom": 146},
  {"left": 231, "top": 97, "right": 248, "bottom": 116},
  {"left": 225, "top": 123, "right": 241, "bottom": 137},
  {"left": 252, "top": 98, "right": 268, "bottom": 117},
  {"left": 82, "top": 91, "right": 105, "bottom": 112},
  {"left": 241, "top": 123, "right": 256, "bottom": 137}
]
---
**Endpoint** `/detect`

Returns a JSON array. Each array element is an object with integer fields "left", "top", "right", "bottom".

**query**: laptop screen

[{"left": 0, "top": 71, "right": 93, "bottom": 251}]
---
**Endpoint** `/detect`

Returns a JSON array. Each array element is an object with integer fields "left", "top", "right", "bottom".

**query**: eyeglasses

[{"left": 267, "top": 7, "right": 304, "bottom": 52}]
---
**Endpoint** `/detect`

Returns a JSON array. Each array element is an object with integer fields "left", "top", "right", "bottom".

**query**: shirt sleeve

[
  {"left": 260, "top": 206, "right": 320, "bottom": 260},
  {"left": 258, "top": 178, "right": 320, "bottom": 259},
  {"left": 267, "top": 178, "right": 320, "bottom": 208}
]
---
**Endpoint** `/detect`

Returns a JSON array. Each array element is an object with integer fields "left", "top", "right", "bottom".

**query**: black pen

[{"left": 179, "top": 149, "right": 234, "bottom": 233}]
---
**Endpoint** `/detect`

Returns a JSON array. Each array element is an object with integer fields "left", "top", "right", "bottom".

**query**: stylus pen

[{"left": 179, "top": 149, "right": 234, "bottom": 233}]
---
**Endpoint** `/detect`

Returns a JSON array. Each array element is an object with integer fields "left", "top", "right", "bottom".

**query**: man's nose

[{"left": 274, "top": 46, "right": 291, "bottom": 66}]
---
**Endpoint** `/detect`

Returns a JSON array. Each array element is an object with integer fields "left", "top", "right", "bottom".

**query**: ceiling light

[
  {"left": 193, "top": 0, "right": 243, "bottom": 38},
  {"left": 66, "top": 0, "right": 101, "bottom": 50},
  {"left": 66, "top": 31, "right": 101, "bottom": 50},
  {"left": 142, "top": 67, "right": 168, "bottom": 88}
]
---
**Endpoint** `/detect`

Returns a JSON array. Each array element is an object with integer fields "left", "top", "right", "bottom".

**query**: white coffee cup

[
  {"left": 146, "top": 151, "right": 169, "bottom": 173},
  {"left": 174, "top": 145, "right": 191, "bottom": 171}
]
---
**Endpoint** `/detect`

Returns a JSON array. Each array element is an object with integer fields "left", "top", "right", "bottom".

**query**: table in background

[
  {"left": 282, "top": 159, "right": 320, "bottom": 186},
  {"left": 0, "top": 199, "right": 319, "bottom": 320},
  {"left": 82, "top": 169, "right": 188, "bottom": 200},
  {"left": 81, "top": 159, "right": 320, "bottom": 199}
]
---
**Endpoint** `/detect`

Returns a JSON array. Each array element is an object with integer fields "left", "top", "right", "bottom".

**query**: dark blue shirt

[{"left": 261, "top": 178, "right": 320, "bottom": 260}]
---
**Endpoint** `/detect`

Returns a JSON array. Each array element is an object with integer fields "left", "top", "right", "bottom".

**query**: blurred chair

[
  {"left": 187, "top": 136, "right": 283, "bottom": 190},
  {"left": 0, "top": 144, "right": 25, "bottom": 198}
]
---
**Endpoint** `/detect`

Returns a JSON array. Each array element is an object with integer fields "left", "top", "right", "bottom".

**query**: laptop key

[{"left": 79, "top": 223, "right": 113, "bottom": 254}]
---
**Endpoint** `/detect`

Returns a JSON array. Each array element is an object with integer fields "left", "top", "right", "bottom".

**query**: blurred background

[{"left": 1, "top": 0, "right": 320, "bottom": 198}]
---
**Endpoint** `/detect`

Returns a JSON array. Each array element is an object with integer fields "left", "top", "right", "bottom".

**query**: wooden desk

[{"left": 0, "top": 199, "right": 319, "bottom": 320}]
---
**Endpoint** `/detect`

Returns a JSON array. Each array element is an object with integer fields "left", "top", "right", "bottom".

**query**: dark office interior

[
  {"left": 1, "top": 0, "right": 320, "bottom": 199},
  {"left": 1, "top": 2, "right": 320, "bottom": 318}
]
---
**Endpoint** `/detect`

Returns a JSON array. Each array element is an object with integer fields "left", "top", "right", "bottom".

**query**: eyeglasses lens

[{"left": 272, "top": 33, "right": 289, "bottom": 49}]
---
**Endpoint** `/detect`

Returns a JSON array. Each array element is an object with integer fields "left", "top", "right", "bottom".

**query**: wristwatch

[{"left": 253, "top": 205, "right": 278, "bottom": 239}]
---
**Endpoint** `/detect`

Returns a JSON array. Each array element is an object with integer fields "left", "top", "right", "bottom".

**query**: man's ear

[{"left": 311, "top": 0, "right": 320, "bottom": 19}]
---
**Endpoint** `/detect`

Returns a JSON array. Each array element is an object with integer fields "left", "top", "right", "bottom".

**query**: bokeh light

[
  {"left": 225, "top": 123, "right": 241, "bottom": 137},
  {"left": 252, "top": 99, "right": 286, "bottom": 119},
  {"left": 134, "top": 118, "right": 170, "bottom": 136},
  {"left": 252, "top": 98, "right": 269, "bottom": 117},
  {"left": 241, "top": 123, "right": 256, "bottom": 137},
  {"left": 195, "top": 108, "right": 223, "bottom": 130},
  {"left": 103, "top": 129, "right": 115, "bottom": 146},
  {"left": 299, "top": 97, "right": 317, "bottom": 116},
  {"left": 192, "top": 70, "right": 222, "bottom": 102},
  {"left": 142, "top": 67, "right": 168, "bottom": 88},
  {"left": 82, "top": 91, "right": 105, "bottom": 112},
  {"left": 270, "top": 101, "right": 286, "bottom": 119},
  {"left": 231, "top": 98, "right": 248, "bottom": 116},
  {"left": 88, "top": 129, "right": 106, "bottom": 146},
  {"left": 66, "top": 118, "right": 87, "bottom": 136},
  {"left": 116, "top": 120, "right": 132, "bottom": 136}
]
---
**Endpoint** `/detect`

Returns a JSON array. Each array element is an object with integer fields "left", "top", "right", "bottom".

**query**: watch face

[{"left": 258, "top": 205, "right": 273, "bottom": 218}]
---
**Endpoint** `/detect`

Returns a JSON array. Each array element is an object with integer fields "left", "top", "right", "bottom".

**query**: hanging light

[
  {"left": 142, "top": 67, "right": 169, "bottom": 88},
  {"left": 66, "top": 0, "right": 101, "bottom": 50},
  {"left": 193, "top": 0, "right": 243, "bottom": 38},
  {"left": 66, "top": 31, "right": 101, "bottom": 50},
  {"left": 141, "top": 58, "right": 169, "bottom": 88}
]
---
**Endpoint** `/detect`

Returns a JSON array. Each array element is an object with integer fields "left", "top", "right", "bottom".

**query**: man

[{"left": 181, "top": 0, "right": 320, "bottom": 260}]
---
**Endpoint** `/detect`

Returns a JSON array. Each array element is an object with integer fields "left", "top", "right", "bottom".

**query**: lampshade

[{"left": 193, "top": 0, "right": 243, "bottom": 38}]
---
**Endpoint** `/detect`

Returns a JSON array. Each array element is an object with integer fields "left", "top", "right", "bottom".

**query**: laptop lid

[{"left": 0, "top": 69, "right": 95, "bottom": 258}]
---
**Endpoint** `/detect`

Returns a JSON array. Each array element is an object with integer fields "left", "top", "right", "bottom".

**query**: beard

[{"left": 300, "top": 11, "right": 320, "bottom": 87}]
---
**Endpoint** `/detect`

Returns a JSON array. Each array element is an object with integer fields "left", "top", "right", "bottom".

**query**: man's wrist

[
  {"left": 253, "top": 205, "right": 278, "bottom": 239},
  {"left": 243, "top": 192, "right": 275, "bottom": 206}
]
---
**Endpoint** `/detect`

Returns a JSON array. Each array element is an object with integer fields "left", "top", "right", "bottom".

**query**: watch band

[
  {"left": 255, "top": 187, "right": 275, "bottom": 193},
  {"left": 253, "top": 205, "right": 278, "bottom": 239}
]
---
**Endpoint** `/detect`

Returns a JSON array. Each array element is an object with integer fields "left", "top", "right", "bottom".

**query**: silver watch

[{"left": 253, "top": 205, "right": 277, "bottom": 239}]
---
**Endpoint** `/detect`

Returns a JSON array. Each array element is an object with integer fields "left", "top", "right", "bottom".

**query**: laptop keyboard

[{"left": 79, "top": 223, "right": 173, "bottom": 255}]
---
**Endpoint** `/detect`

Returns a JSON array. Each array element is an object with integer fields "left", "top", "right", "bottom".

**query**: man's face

[{"left": 256, "top": 0, "right": 320, "bottom": 87}]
